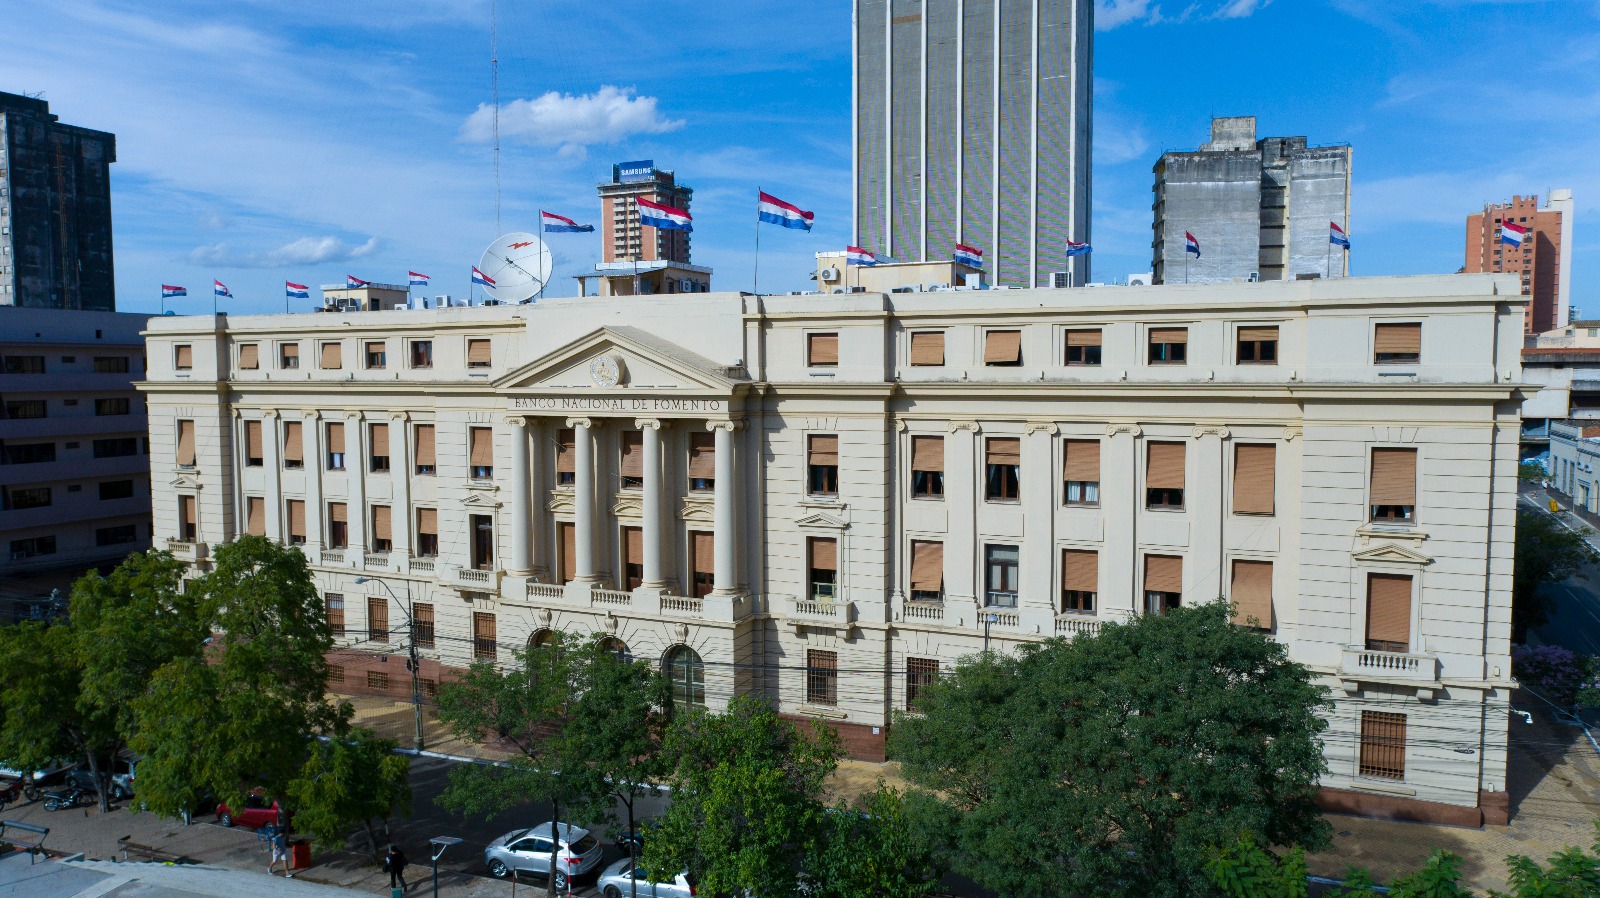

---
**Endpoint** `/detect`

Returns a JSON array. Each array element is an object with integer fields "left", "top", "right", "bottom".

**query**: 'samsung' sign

[{"left": 616, "top": 160, "right": 655, "bottom": 183}]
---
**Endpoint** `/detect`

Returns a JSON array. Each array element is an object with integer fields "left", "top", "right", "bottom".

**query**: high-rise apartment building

[
  {"left": 1152, "top": 117, "right": 1352, "bottom": 286},
  {"left": 593, "top": 160, "right": 711, "bottom": 297},
  {"left": 0, "top": 91, "right": 118, "bottom": 312},
  {"left": 1465, "top": 191, "right": 1574, "bottom": 335},
  {"left": 853, "top": 0, "right": 1094, "bottom": 288}
]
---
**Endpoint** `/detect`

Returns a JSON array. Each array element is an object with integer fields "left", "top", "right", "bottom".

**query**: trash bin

[{"left": 290, "top": 838, "right": 312, "bottom": 870}]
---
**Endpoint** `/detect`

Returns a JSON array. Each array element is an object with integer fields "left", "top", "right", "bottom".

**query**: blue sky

[{"left": 4, "top": 0, "right": 1595, "bottom": 315}]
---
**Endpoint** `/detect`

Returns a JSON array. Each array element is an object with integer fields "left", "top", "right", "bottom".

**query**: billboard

[{"left": 615, "top": 160, "right": 655, "bottom": 184}]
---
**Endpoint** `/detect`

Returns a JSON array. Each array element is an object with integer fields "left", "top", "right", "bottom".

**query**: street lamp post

[
  {"left": 355, "top": 576, "right": 425, "bottom": 751},
  {"left": 428, "top": 836, "right": 461, "bottom": 898}
]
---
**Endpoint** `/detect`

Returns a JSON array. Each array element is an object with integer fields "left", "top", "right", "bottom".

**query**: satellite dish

[{"left": 477, "top": 232, "right": 553, "bottom": 303}]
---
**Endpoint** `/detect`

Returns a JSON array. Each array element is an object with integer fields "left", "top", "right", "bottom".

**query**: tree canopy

[{"left": 1513, "top": 508, "right": 1593, "bottom": 642}]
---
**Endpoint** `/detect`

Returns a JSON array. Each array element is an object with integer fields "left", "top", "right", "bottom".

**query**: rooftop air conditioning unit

[
  {"left": 848, "top": 286, "right": 867, "bottom": 293},
  {"left": 819, "top": 267, "right": 841, "bottom": 282},
  {"left": 681, "top": 279, "right": 695, "bottom": 292},
  {"left": 1050, "top": 271, "right": 1072, "bottom": 289},
  {"left": 1248, "top": 271, "right": 1260, "bottom": 282}
]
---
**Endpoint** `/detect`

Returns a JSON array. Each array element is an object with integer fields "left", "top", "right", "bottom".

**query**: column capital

[
  {"left": 303, "top": 410, "right": 322, "bottom": 422},
  {"left": 706, "top": 419, "right": 744, "bottom": 432},
  {"left": 1023, "top": 422, "right": 1058, "bottom": 436},
  {"left": 566, "top": 416, "right": 594, "bottom": 429},
  {"left": 1191, "top": 424, "right": 1231, "bottom": 440},
  {"left": 948, "top": 420, "right": 981, "bottom": 434},
  {"left": 1105, "top": 422, "right": 1143, "bottom": 438},
  {"left": 389, "top": 411, "right": 411, "bottom": 423},
  {"left": 346, "top": 410, "right": 365, "bottom": 423},
  {"left": 503, "top": 415, "right": 529, "bottom": 429},
  {"left": 635, "top": 418, "right": 664, "bottom": 430}
]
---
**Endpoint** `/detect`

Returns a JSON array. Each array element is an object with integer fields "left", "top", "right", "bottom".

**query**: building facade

[
  {"left": 1466, "top": 191, "right": 1574, "bottom": 335},
  {"left": 853, "top": 0, "right": 1093, "bottom": 288},
  {"left": 0, "top": 91, "right": 118, "bottom": 312},
  {"left": 1, "top": 308, "right": 151, "bottom": 603},
  {"left": 140, "top": 273, "right": 1521, "bottom": 825},
  {"left": 1153, "top": 117, "right": 1352, "bottom": 286},
  {"left": 594, "top": 162, "right": 710, "bottom": 297}
]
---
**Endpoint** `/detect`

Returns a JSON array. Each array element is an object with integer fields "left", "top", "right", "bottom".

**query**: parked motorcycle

[
  {"left": 42, "top": 786, "right": 89, "bottom": 811},
  {"left": 0, "top": 779, "right": 25, "bottom": 813}
]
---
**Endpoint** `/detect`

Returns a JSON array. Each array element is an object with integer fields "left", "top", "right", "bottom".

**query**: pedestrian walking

[
  {"left": 384, "top": 844, "right": 409, "bottom": 892},
  {"left": 268, "top": 828, "right": 293, "bottom": 877}
]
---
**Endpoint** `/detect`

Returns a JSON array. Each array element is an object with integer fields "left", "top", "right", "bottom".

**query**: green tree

[
  {"left": 891, "top": 602, "right": 1331, "bottom": 898},
  {"left": 805, "top": 784, "right": 946, "bottom": 898},
  {"left": 1205, "top": 832, "right": 1308, "bottom": 898},
  {"left": 1519, "top": 461, "right": 1549, "bottom": 484},
  {"left": 646, "top": 694, "right": 842, "bottom": 898},
  {"left": 286, "top": 728, "right": 412, "bottom": 859},
  {"left": 1514, "top": 508, "right": 1593, "bottom": 642}
]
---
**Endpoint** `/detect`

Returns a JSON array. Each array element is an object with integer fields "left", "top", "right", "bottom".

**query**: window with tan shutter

[
  {"left": 909, "top": 331, "right": 945, "bottom": 366},
  {"left": 1374, "top": 323, "right": 1421, "bottom": 364},
  {"left": 364, "top": 341, "right": 386, "bottom": 369},
  {"left": 1143, "top": 554, "right": 1183, "bottom": 614},
  {"left": 320, "top": 342, "right": 342, "bottom": 369},
  {"left": 474, "top": 612, "right": 498, "bottom": 660},
  {"left": 1063, "top": 439, "right": 1100, "bottom": 506},
  {"left": 1065, "top": 329, "right": 1102, "bottom": 366},
  {"left": 909, "top": 540, "right": 943, "bottom": 602},
  {"left": 1230, "top": 560, "right": 1273, "bottom": 629},
  {"left": 414, "top": 424, "right": 436, "bottom": 474},
  {"left": 413, "top": 602, "right": 435, "bottom": 648},
  {"left": 174, "top": 344, "right": 193, "bottom": 370},
  {"left": 985, "top": 437, "right": 1021, "bottom": 501},
  {"left": 238, "top": 343, "right": 258, "bottom": 370},
  {"left": 807, "top": 434, "right": 839, "bottom": 496},
  {"left": 556, "top": 428, "right": 577, "bottom": 485},
  {"left": 369, "top": 423, "right": 390, "bottom": 472},
  {"left": 808, "top": 537, "right": 838, "bottom": 600},
  {"left": 178, "top": 495, "right": 197, "bottom": 541},
  {"left": 416, "top": 508, "right": 439, "bottom": 557},
  {"left": 280, "top": 342, "right": 300, "bottom": 369},
  {"left": 1370, "top": 448, "right": 1417, "bottom": 522},
  {"left": 983, "top": 330, "right": 1023, "bottom": 366},
  {"left": 620, "top": 431, "right": 644, "bottom": 488},
  {"left": 287, "top": 500, "right": 306, "bottom": 545},
  {"left": 906, "top": 658, "right": 939, "bottom": 710},
  {"left": 1236, "top": 326, "right": 1278, "bottom": 364},
  {"left": 246, "top": 496, "right": 266, "bottom": 537},
  {"left": 910, "top": 435, "right": 944, "bottom": 498},
  {"left": 467, "top": 338, "right": 492, "bottom": 368},
  {"left": 244, "top": 420, "right": 263, "bottom": 466},
  {"left": 283, "top": 421, "right": 303, "bottom": 468},
  {"left": 367, "top": 596, "right": 389, "bottom": 643},
  {"left": 1062, "top": 549, "right": 1098, "bottom": 613},
  {"left": 806, "top": 650, "right": 838, "bottom": 705},
  {"left": 1146, "top": 441, "right": 1186, "bottom": 509},
  {"left": 371, "top": 505, "right": 392, "bottom": 552},
  {"left": 325, "top": 593, "right": 344, "bottom": 636},
  {"left": 1232, "top": 444, "right": 1276, "bottom": 515},
  {"left": 327, "top": 502, "right": 348, "bottom": 548},
  {"left": 176, "top": 420, "right": 196, "bottom": 468},
  {"left": 410, "top": 340, "right": 433, "bottom": 368},
  {"left": 1359, "top": 711, "right": 1407, "bottom": 780},
  {"left": 688, "top": 433, "right": 715, "bottom": 491},
  {"left": 326, "top": 422, "right": 346, "bottom": 470},
  {"left": 559, "top": 522, "right": 577, "bottom": 583},
  {"left": 690, "top": 531, "right": 715, "bottom": 597},
  {"left": 1149, "top": 327, "right": 1187, "bottom": 364},
  {"left": 807, "top": 332, "right": 839, "bottom": 367},
  {"left": 1365, "top": 573, "right": 1412, "bottom": 652},
  {"left": 469, "top": 427, "right": 493, "bottom": 479},
  {"left": 623, "top": 526, "right": 644, "bottom": 589}
]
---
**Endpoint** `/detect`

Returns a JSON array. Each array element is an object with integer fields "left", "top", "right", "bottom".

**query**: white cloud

[
  {"left": 1097, "top": 0, "right": 1271, "bottom": 29},
  {"left": 188, "top": 236, "right": 380, "bottom": 268},
  {"left": 462, "top": 86, "right": 684, "bottom": 154}
]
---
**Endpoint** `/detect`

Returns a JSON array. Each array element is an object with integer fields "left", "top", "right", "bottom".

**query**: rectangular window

[
  {"left": 319, "top": 342, "right": 342, "bottom": 370},
  {"left": 367, "top": 671, "right": 389, "bottom": 690},
  {"left": 238, "top": 344, "right": 259, "bottom": 370},
  {"left": 282, "top": 421, "right": 304, "bottom": 469},
  {"left": 371, "top": 505, "right": 392, "bottom": 552},
  {"left": 414, "top": 424, "right": 436, "bottom": 474},
  {"left": 909, "top": 540, "right": 943, "bottom": 602},
  {"left": 1062, "top": 549, "right": 1098, "bottom": 613},
  {"left": 244, "top": 420, "right": 264, "bottom": 466},
  {"left": 909, "top": 331, "right": 945, "bottom": 366},
  {"left": 178, "top": 495, "right": 198, "bottom": 541},
  {"left": 1370, "top": 448, "right": 1417, "bottom": 523},
  {"left": 467, "top": 338, "right": 492, "bottom": 368},
  {"left": 1237, "top": 326, "right": 1278, "bottom": 364},
  {"left": 807, "top": 434, "right": 839, "bottom": 496},
  {"left": 806, "top": 650, "right": 838, "bottom": 706},
  {"left": 622, "top": 526, "right": 644, "bottom": 589},
  {"left": 983, "top": 329, "right": 1023, "bottom": 366},
  {"left": 329, "top": 664, "right": 345, "bottom": 684},
  {"left": 1065, "top": 329, "right": 1102, "bottom": 366},
  {"left": 1374, "top": 323, "right": 1421, "bottom": 364},
  {"left": 3, "top": 443, "right": 56, "bottom": 465},
  {"left": 416, "top": 508, "right": 439, "bottom": 557},
  {"left": 174, "top": 345, "right": 193, "bottom": 371},
  {"left": 9, "top": 535, "right": 57, "bottom": 558},
  {"left": 279, "top": 343, "right": 300, "bottom": 369},
  {"left": 246, "top": 496, "right": 266, "bottom": 537},
  {"left": 5, "top": 399, "right": 45, "bottom": 419},
  {"left": 559, "top": 521, "right": 577, "bottom": 583},
  {"left": 1232, "top": 444, "right": 1276, "bottom": 515},
  {"left": 94, "top": 356, "right": 130, "bottom": 374},
  {"left": 3, "top": 355, "right": 45, "bottom": 374},
  {"left": 367, "top": 595, "right": 389, "bottom": 643},
  {"left": 808, "top": 537, "right": 838, "bottom": 601},
  {"left": 910, "top": 435, "right": 944, "bottom": 498},
  {"left": 176, "top": 420, "right": 196, "bottom": 467},
  {"left": 473, "top": 612, "right": 497, "bottom": 660},
  {"left": 984, "top": 544, "right": 1019, "bottom": 607},
  {"left": 1063, "top": 439, "right": 1101, "bottom": 506},
  {"left": 98, "top": 479, "right": 134, "bottom": 500},
  {"left": 1359, "top": 711, "right": 1407, "bottom": 780},
  {"left": 690, "top": 530, "right": 715, "bottom": 598},
  {"left": 326, "top": 422, "right": 346, "bottom": 470},
  {"left": 1148, "top": 327, "right": 1188, "bottom": 365},
  {"left": 1366, "top": 573, "right": 1412, "bottom": 653},
  {"left": 413, "top": 603, "right": 435, "bottom": 648},
  {"left": 286, "top": 500, "right": 306, "bottom": 545},
  {"left": 9, "top": 487, "right": 51, "bottom": 509},
  {"left": 95, "top": 397, "right": 130, "bottom": 416},
  {"left": 420, "top": 678, "right": 438, "bottom": 699},
  {"left": 470, "top": 513, "right": 494, "bottom": 570},
  {"left": 1230, "top": 560, "right": 1273, "bottom": 629},
  {"left": 555, "top": 427, "right": 577, "bottom": 486},
  {"left": 1144, "top": 554, "right": 1183, "bottom": 614},
  {"left": 906, "top": 658, "right": 939, "bottom": 711},
  {"left": 469, "top": 427, "right": 494, "bottom": 479},
  {"left": 369, "top": 423, "right": 390, "bottom": 472},
  {"left": 1146, "top": 441, "right": 1186, "bottom": 509},
  {"left": 364, "top": 341, "right": 387, "bottom": 369},
  {"left": 985, "top": 437, "right": 1021, "bottom": 501},
  {"left": 619, "top": 431, "right": 644, "bottom": 489},
  {"left": 410, "top": 340, "right": 433, "bottom": 368},
  {"left": 807, "top": 332, "right": 839, "bottom": 367},
  {"left": 688, "top": 432, "right": 715, "bottom": 491},
  {"left": 327, "top": 502, "right": 348, "bottom": 548},
  {"left": 96, "top": 524, "right": 138, "bottom": 546}
]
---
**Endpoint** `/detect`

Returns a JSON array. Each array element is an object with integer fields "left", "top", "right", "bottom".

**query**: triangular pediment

[
  {"left": 795, "top": 512, "right": 849, "bottom": 531},
  {"left": 169, "top": 475, "right": 201, "bottom": 491},
  {"left": 497, "top": 326, "right": 740, "bottom": 394},
  {"left": 461, "top": 490, "right": 501, "bottom": 508},
  {"left": 1351, "top": 544, "right": 1433, "bottom": 566}
]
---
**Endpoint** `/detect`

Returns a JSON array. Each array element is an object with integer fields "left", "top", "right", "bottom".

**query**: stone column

[
  {"left": 347, "top": 412, "right": 367, "bottom": 554},
  {"left": 945, "top": 422, "right": 980, "bottom": 608},
  {"left": 390, "top": 413, "right": 412, "bottom": 560},
  {"left": 638, "top": 418, "right": 665, "bottom": 589},
  {"left": 1022, "top": 423, "right": 1059, "bottom": 619},
  {"left": 263, "top": 411, "right": 282, "bottom": 540},
  {"left": 710, "top": 420, "right": 739, "bottom": 596},
  {"left": 568, "top": 417, "right": 598, "bottom": 582},
  {"left": 507, "top": 416, "right": 533, "bottom": 575},
  {"left": 1103, "top": 423, "right": 1142, "bottom": 620},
  {"left": 1191, "top": 425, "right": 1230, "bottom": 604},
  {"left": 305, "top": 412, "right": 325, "bottom": 551}
]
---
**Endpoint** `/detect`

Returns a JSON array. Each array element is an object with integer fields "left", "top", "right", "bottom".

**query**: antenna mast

[{"left": 491, "top": 0, "right": 501, "bottom": 232}]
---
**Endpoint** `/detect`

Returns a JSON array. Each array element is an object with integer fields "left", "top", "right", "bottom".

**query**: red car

[{"left": 215, "top": 792, "right": 287, "bottom": 830}]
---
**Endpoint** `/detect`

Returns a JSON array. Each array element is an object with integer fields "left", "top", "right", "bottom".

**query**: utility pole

[{"left": 355, "top": 576, "right": 424, "bottom": 751}]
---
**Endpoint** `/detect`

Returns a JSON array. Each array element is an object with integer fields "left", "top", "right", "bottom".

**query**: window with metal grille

[
  {"left": 326, "top": 594, "right": 345, "bottom": 636},
  {"left": 367, "top": 671, "right": 389, "bottom": 690},
  {"left": 420, "top": 678, "right": 438, "bottom": 699},
  {"left": 906, "top": 657, "right": 939, "bottom": 711},
  {"left": 806, "top": 650, "right": 838, "bottom": 706},
  {"left": 473, "top": 612, "right": 497, "bottom": 660},
  {"left": 367, "top": 596, "right": 389, "bottom": 643},
  {"left": 329, "top": 665, "right": 344, "bottom": 684},
  {"left": 1359, "top": 711, "right": 1407, "bottom": 780},
  {"left": 413, "top": 603, "right": 435, "bottom": 649}
]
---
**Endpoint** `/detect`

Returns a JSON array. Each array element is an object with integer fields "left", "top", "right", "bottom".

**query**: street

[{"left": 1518, "top": 487, "right": 1600, "bottom": 654}]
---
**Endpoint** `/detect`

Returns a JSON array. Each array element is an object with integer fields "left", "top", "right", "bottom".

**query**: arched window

[
  {"left": 597, "top": 636, "right": 630, "bottom": 660},
  {"left": 526, "top": 629, "right": 562, "bottom": 686},
  {"left": 663, "top": 645, "right": 705, "bottom": 712},
  {"left": 529, "top": 629, "right": 560, "bottom": 651}
]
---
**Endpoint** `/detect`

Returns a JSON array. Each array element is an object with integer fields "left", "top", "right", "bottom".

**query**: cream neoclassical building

[{"left": 139, "top": 272, "right": 1523, "bottom": 826}]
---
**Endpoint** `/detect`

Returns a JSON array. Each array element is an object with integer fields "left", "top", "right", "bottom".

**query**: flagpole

[
  {"left": 753, "top": 188, "right": 762, "bottom": 296},
  {"left": 1326, "top": 239, "right": 1332, "bottom": 280}
]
